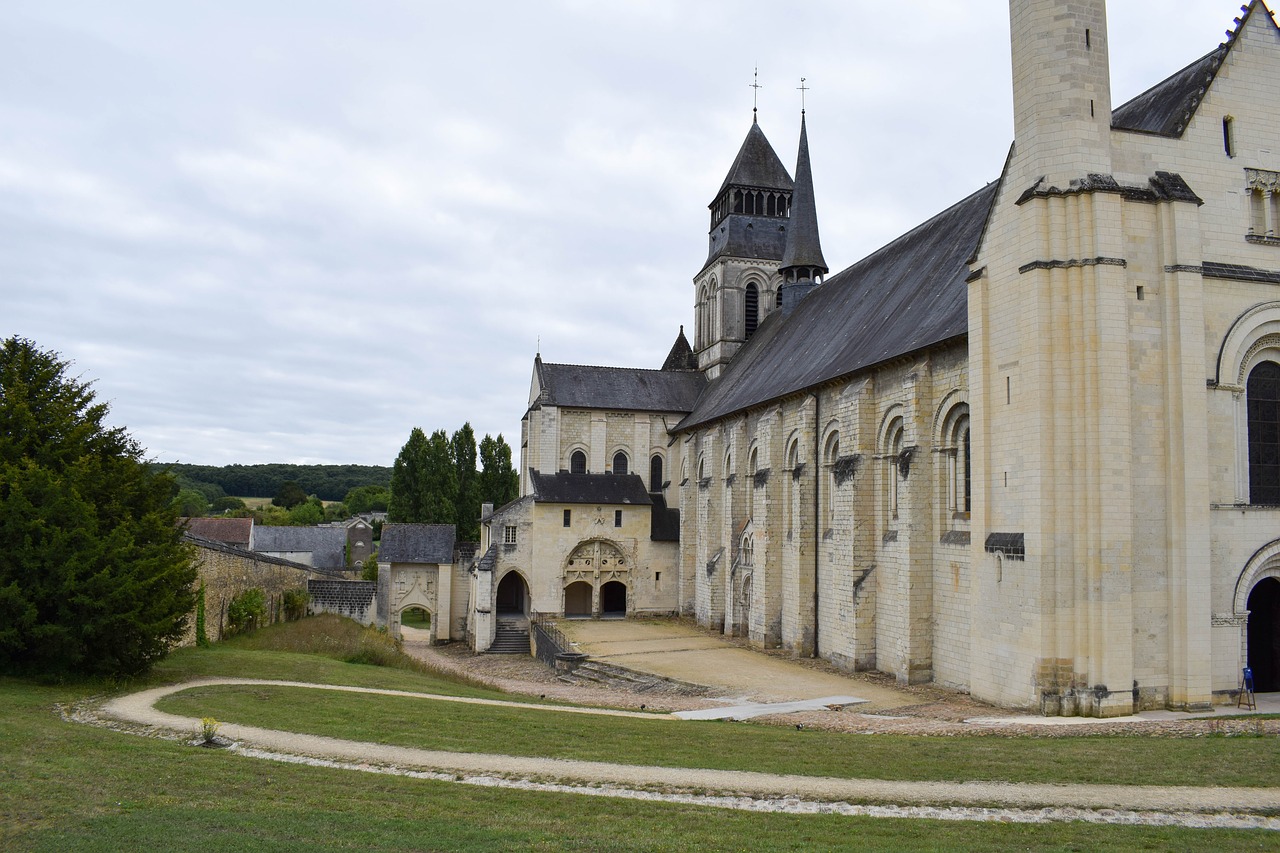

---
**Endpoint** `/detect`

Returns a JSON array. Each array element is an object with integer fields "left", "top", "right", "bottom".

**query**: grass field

[{"left": 3, "top": 616, "right": 1277, "bottom": 851}]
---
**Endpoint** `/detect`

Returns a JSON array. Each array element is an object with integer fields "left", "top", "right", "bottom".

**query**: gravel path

[{"left": 87, "top": 677, "right": 1280, "bottom": 829}]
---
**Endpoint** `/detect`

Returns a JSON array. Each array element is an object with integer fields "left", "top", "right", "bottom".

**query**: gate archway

[
  {"left": 1248, "top": 577, "right": 1280, "bottom": 692},
  {"left": 601, "top": 581, "right": 627, "bottom": 616},
  {"left": 564, "top": 581, "right": 592, "bottom": 617},
  {"left": 496, "top": 571, "right": 529, "bottom": 615}
]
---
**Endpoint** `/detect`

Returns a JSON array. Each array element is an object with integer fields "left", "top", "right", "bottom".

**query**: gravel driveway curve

[{"left": 96, "top": 677, "right": 1280, "bottom": 821}]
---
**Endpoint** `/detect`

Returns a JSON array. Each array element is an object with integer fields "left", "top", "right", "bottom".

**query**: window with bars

[{"left": 503, "top": 525, "right": 517, "bottom": 545}]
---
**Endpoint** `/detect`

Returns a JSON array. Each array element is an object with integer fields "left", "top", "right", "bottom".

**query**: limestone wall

[{"left": 184, "top": 538, "right": 319, "bottom": 645}]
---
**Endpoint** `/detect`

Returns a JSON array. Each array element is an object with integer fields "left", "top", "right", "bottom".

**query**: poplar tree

[{"left": 479, "top": 433, "right": 519, "bottom": 509}]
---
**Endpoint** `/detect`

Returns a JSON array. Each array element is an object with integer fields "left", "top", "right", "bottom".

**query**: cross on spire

[
  {"left": 797, "top": 77, "right": 809, "bottom": 113},
  {"left": 750, "top": 67, "right": 762, "bottom": 121}
]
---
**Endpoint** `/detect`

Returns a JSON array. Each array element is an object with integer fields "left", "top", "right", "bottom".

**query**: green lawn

[
  {"left": 3, "top": 617, "right": 1277, "bottom": 851},
  {"left": 156, "top": 682, "right": 1280, "bottom": 788}
]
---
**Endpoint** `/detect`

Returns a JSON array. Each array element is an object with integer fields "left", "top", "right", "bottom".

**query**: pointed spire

[
  {"left": 661, "top": 325, "right": 698, "bottom": 371},
  {"left": 780, "top": 112, "right": 827, "bottom": 276}
]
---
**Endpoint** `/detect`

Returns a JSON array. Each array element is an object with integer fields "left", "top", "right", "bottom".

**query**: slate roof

[
  {"left": 716, "top": 119, "right": 794, "bottom": 196},
  {"left": 677, "top": 182, "right": 999, "bottom": 432},
  {"left": 534, "top": 357, "right": 704, "bottom": 414},
  {"left": 779, "top": 114, "right": 827, "bottom": 274},
  {"left": 1109, "top": 1, "right": 1275, "bottom": 137},
  {"left": 181, "top": 517, "right": 252, "bottom": 547},
  {"left": 661, "top": 326, "right": 698, "bottom": 371},
  {"left": 379, "top": 523, "right": 457, "bottom": 564},
  {"left": 184, "top": 532, "right": 348, "bottom": 577},
  {"left": 1110, "top": 45, "right": 1229, "bottom": 137},
  {"left": 252, "top": 526, "right": 348, "bottom": 569},
  {"left": 529, "top": 471, "right": 653, "bottom": 505}
]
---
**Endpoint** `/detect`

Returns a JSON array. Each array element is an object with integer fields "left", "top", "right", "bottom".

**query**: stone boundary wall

[
  {"left": 308, "top": 579, "right": 377, "bottom": 625},
  {"left": 185, "top": 535, "right": 324, "bottom": 645}
]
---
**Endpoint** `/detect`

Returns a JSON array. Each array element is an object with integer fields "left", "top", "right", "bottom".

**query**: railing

[{"left": 530, "top": 611, "right": 580, "bottom": 669}]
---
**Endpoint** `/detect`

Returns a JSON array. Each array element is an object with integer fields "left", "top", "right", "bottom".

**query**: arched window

[
  {"left": 747, "top": 446, "right": 759, "bottom": 509},
  {"left": 1249, "top": 361, "right": 1280, "bottom": 504},
  {"left": 775, "top": 288, "right": 783, "bottom": 309},
  {"left": 745, "top": 283, "right": 759, "bottom": 339},
  {"left": 939, "top": 405, "right": 971, "bottom": 516},
  {"left": 724, "top": 451, "right": 733, "bottom": 483},
  {"left": 709, "top": 290, "right": 718, "bottom": 341},
  {"left": 570, "top": 450, "right": 587, "bottom": 474},
  {"left": 786, "top": 438, "right": 800, "bottom": 535},
  {"left": 823, "top": 431, "right": 840, "bottom": 526},
  {"left": 696, "top": 285, "right": 708, "bottom": 349},
  {"left": 649, "top": 455, "right": 663, "bottom": 492},
  {"left": 613, "top": 451, "right": 629, "bottom": 476},
  {"left": 884, "top": 417, "right": 904, "bottom": 520}
]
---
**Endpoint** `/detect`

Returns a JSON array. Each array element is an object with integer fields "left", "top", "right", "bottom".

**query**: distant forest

[{"left": 154, "top": 463, "right": 392, "bottom": 502}]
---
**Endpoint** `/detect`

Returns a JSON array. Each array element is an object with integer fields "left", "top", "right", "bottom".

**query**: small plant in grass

[{"left": 199, "top": 717, "right": 220, "bottom": 745}]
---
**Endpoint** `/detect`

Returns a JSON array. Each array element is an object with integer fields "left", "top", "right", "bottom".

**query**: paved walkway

[
  {"left": 557, "top": 619, "right": 915, "bottom": 709},
  {"left": 90, "top": 677, "right": 1280, "bottom": 827}
]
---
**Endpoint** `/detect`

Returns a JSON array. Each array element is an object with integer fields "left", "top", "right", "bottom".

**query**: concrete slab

[
  {"left": 555, "top": 618, "right": 918, "bottom": 707},
  {"left": 674, "top": 696, "right": 868, "bottom": 721}
]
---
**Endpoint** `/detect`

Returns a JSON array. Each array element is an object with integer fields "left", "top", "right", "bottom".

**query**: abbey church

[{"left": 471, "top": 0, "right": 1280, "bottom": 716}]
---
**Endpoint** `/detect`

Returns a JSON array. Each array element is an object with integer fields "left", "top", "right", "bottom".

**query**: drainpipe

[{"left": 812, "top": 392, "right": 821, "bottom": 659}]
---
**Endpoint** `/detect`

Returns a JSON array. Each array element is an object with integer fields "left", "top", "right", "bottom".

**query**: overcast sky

[{"left": 2, "top": 1, "right": 1243, "bottom": 467}]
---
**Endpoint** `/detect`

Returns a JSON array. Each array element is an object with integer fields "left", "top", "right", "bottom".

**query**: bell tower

[{"left": 694, "top": 115, "right": 794, "bottom": 379}]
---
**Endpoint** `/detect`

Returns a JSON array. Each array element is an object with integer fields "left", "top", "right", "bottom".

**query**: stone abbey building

[{"left": 471, "top": 0, "right": 1280, "bottom": 716}]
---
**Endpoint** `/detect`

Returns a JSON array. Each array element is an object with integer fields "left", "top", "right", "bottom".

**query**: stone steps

[{"left": 487, "top": 617, "right": 530, "bottom": 655}]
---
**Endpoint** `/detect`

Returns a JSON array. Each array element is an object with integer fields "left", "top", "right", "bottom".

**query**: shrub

[
  {"left": 281, "top": 587, "right": 309, "bottom": 622},
  {"left": 226, "top": 588, "right": 267, "bottom": 636},
  {"left": 360, "top": 554, "right": 379, "bottom": 582},
  {"left": 345, "top": 625, "right": 403, "bottom": 667}
]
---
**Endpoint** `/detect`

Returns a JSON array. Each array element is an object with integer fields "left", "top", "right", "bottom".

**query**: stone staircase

[
  {"left": 556, "top": 659, "right": 706, "bottom": 695},
  {"left": 487, "top": 616, "right": 531, "bottom": 655}
]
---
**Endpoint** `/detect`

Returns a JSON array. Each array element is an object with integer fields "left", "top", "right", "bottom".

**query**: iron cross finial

[
  {"left": 750, "top": 67, "right": 762, "bottom": 118},
  {"left": 797, "top": 77, "right": 809, "bottom": 113}
]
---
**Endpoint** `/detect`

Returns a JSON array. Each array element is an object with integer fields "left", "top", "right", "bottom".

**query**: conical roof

[
  {"left": 661, "top": 326, "right": 697, "bottom": 371},
  {"left": 780, "top": 113, "right": 828, "bottom": 273},
  {"left": 716, "top": 119, "right": 794, "bottom": 197}
]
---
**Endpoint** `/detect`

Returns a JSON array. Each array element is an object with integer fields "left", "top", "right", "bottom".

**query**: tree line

[
  {"left": 152, "top": 462, "right": 392, "bottom": 503},
  {"left": 388, "top": 424, "right": 517, "bottom": 540}
]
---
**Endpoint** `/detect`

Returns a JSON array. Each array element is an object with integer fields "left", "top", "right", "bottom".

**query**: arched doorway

[
  {"left": 1247, "top": 577, "right": 1280, "bottom": 691},
  {"left": 601, "top": 581, "right": 627, "bottom": 617},
  {"left": 564, "top": 581, "right": 592, "bottom": 617},
  {"left": 496, "top": 572, "right": 528, "bottom": 615}
]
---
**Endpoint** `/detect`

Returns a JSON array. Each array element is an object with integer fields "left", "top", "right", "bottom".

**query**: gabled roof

[
  {"left": 181, "top": 516, "right": 252, "bottom": 547},
  {"left": 678, "top": 182, "right": 999, "bottom": 431},
  {"left": 779, "top": 114, "right": 827, "bottom": 274},
  {"left": 529, "top": 471, "right": 653, "bottom": 505},
  {"left": 715, "top": 120, "right": 794, "bottom": 197},
  {"left": 533, "top": 358, "right": 704, "bottom": 413},
  {"left": 1111, "top": 1, "right": 1275, "bottom": 137},
  {"left": 252, "top": 526, "right": 347, "bottom": 569},
  {"left": 379, "top": 523, "right": 457, "bottom": 564},
  {"left": 661, "top": 326, "right": 698, "bottom": 371},
  {"left": 1111, "top": 45, "right": 1229, "bottom": 137}
]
